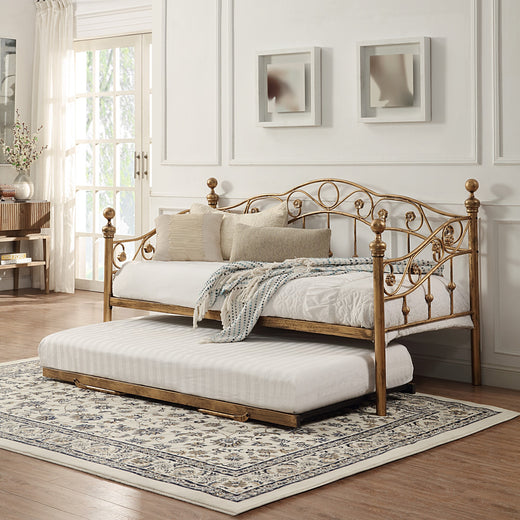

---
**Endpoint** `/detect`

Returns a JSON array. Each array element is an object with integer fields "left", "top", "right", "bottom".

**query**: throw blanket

[{"left": 193, "top": 257, "right": 375, "bottom": 343}]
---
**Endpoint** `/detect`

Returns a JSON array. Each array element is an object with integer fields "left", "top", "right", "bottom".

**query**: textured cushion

[
  {"left": 230, "top": 224, "right": 331, "bottom": 262},
  {"left": 190, "top": 202, "right": 288, "bottom": 260},
  {"left": 154, "top": 213, "right": 224, "bottom": 261}
]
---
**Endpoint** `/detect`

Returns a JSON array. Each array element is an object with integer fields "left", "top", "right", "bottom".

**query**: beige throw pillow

[
  {"left": 153, "top": 213, "right": 224, "bottom": 261},
  {"left": 230, "top": 224, "right": 331, "bottom": 262},
  {"left": 190, "top": 202, "right": 288, "bottom": 260}
]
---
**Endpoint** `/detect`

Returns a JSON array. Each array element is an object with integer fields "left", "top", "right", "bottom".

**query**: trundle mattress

[{"left": 38, "top": 315, "right": 414, "bottom": 415}]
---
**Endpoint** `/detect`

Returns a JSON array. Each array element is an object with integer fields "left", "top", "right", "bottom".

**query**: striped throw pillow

[{"left": 153, "top": 213, "right": 224, "bottom": 262}]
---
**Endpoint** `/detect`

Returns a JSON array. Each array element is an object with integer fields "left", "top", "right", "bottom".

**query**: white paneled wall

[
  {"left": 162, "top": 0, "right": 220, "bottom": 165},
  {"left": 494, "top": 0, "right": 520, "bottom": 163},
  {"left": 150, "top": 0, "right": 520, "bottom": 389},
  {"left": 232, "top": 0, "right": 477, "bottom": 165}
]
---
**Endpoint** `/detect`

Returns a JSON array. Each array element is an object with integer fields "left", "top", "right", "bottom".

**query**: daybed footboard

[{"left": 102, "top": 178, "right": 481, "bottom": 417}]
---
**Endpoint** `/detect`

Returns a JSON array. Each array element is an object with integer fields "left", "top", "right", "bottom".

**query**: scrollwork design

[
  {"left": 286, "top": 189, "right": 326, "bottom": 218},
  {"left": 407, "top": 261, "right": 423, "bottom": 285},
  {"left": 288, "top": 199, "right": 303, "bottom": 219},
  {"left": 403, "top": 209, "right": 425, "bottom": 233},
  {"left": 348, "top": 190, "right": 373, "bottom": 220},
  {"left": 112, "top": 242, "right": 127, "bottom": 270},
  {"left": 139, "top": 237, "right": 156, "bottom": 260},
  {"left": 378, "top": 208, "right": 389, "bottom": 222},
  {"left": 383, "top": 217, "right": 471, "bottom": 299},
  {"left": 406, "top": 211, "right": 416, "bottom": 223},
  {"left": 385, "top": 273, "right": 396, "bottom": 287},
  {"left": 317, "top": 181, "right": 340, "bottom": 210},
  {"left": 431, "top": 238, "right": 444, "bottom": 263},
  {"left": 111, "top": 230, "right": 156, "bottom": 273},
  {"left": 443, "top": 224, "right": 455, "bottom": 246},
  {"left": 242, "top": 196, "right": 284, "bottom": 215}
]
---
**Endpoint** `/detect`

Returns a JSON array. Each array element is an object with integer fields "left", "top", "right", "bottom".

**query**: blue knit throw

[{"left": 193, "top": 257, "right": 376, "bottom": 343}]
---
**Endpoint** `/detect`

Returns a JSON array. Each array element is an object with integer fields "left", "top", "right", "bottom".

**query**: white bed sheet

[
  {"left": 112, "top": 260, "right": 473, "bottom": 342},
  {"left": 39, "top": 315, "right": 413, "bottom": 414}
]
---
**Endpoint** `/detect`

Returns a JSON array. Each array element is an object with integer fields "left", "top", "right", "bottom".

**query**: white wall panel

[
  {"left": 231, "top": 0, "right": 477, "bottom": 165},
  {"left": 493, "top": 0, "right": 520, "bottom": 163},
  {"left": 493, "top": 220, "right": 520, "bottom": 356},
  {"left": 162, "top": 0, "right": 220, "bottom": 165}
]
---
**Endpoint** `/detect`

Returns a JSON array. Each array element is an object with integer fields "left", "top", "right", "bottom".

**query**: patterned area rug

[{"left": 0, "top": 359, "right": 517, "bottom": 515}]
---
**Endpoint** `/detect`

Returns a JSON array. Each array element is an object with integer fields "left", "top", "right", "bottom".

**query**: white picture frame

[
  {"left": 358, "top": 37, "right": 431, "bottom": 123},
  {"left": 257, "top": 47, "right": 321, "bottom": 127}
]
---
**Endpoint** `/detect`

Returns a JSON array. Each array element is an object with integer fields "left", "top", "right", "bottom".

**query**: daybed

[{"left": 41, "top": 177, "right": 481, "bottom": 426}]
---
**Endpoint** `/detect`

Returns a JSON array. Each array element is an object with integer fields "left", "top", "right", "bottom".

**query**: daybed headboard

[
  {"left": 207, "top": 176, "right": 479, "bottom": 267},
  {"left": 104, "top": 176, "right": 479, "bottom": 270}
]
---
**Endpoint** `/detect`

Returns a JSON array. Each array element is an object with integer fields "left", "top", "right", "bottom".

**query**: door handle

[
  {"left": 142, "top": 152, "right": 148, "bottom": 177},
  {"left": 134, "top": 152, "right": 141, "bottom": 178}
]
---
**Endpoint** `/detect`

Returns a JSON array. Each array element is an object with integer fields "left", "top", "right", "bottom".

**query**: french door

[{"left": 74, "top": 34, "right": 152, "bottom": 291}]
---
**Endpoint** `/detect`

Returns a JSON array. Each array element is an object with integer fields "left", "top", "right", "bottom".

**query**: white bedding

[
  {"left": 38, "top": 315, "right": 413, "bottom": 414},
  {"left": 112, "top": 260, "right": 473, "bottom": 342}
]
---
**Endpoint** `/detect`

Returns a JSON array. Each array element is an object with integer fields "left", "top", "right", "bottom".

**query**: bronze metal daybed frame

[{"left": 44, "top": 177, "right": 481, "bottom": 426}]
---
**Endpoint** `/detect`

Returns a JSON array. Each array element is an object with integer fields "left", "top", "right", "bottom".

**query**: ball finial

[
  {"left": 103, "top": 207, "right": 115, "bottom": 220},
  {"left": 465, "top": 179, "right": 479, "bottom": 194},
  {"left": 207, "top": 177, "right": 218, "bottom": 190},
  {"left": 370, "top": 218, "right": 386, "bottom": 234}
]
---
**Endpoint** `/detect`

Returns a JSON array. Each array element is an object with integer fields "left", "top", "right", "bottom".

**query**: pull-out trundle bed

[
  {"left": 40, "top": 177, "right": 481, "bottom": 426},
  {"left": 39, "top": 315, "right": 414, "bottom": 428}
]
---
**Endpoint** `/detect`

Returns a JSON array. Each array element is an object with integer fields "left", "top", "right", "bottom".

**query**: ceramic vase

[{"left": 13, "top": 171, "right": 34, "bottom": 201}]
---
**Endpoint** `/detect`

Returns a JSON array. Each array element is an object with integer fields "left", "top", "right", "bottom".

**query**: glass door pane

[{"left": 74, "top": 34, "right": 150, "bottom": 292}]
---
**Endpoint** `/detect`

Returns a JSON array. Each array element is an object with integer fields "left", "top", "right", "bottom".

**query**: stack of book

[
  {"left": 0, "top": 185, "right": 15, "bottom": 202},
  {"left": 1, "top": 253, "right": 32, "bottom": 265}
]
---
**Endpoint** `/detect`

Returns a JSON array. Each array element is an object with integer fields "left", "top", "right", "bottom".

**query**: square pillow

[
  {"left": 230, "top": 224, "right": 331, "bottom": 262},
  {"left": 190, "top": 202, "right": 288, "bottom": 260},
  {"left": 153, "top": 212, "right": 224, "bottom": 261}
]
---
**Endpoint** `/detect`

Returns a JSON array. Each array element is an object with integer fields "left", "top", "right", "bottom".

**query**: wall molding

[
  {"left": 229, "top": 0, "right": 479, "bottom": 166},
  {"left": 161, "top": 0, "right": 221, "bottom": 166},
  {"left": 493, "top": 0, "right": 520, "bottom": 164},
  {"left": 492, "top": 219, "right": 520, "bottom": 356},
  {"left": 412, "top": 353, "right": 520, "bottom": 390}
]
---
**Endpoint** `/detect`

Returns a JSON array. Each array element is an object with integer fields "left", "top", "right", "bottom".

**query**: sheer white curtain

[{"left": 32, "top": 0, "right": 75, "bottom": 293}]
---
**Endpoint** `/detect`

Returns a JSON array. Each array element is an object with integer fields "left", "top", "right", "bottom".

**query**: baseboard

[
  {"left": 480, "top": 364, "right": 520, "bottom": 391},
  {"left": 411, "top": 354, "right": 520, "bottom": 391}
]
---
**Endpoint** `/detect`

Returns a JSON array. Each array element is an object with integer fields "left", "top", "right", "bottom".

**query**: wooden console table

[{"left": 0, "top": 201, "right": 51, "bottom": 293}]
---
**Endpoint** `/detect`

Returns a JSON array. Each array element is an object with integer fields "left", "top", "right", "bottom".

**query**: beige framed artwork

[
  {"left": 358, "top": 37, "right": 431, "bottom": 123},
  {"left": 257, "top": 47, "right": 321, "bottom": 127}
]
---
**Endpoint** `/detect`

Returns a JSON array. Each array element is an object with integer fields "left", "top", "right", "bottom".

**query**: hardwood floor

[{"left": 0, "top": 289, "right": 519, "bottom": 520}]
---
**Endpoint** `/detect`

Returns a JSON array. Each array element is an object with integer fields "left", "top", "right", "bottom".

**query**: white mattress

[
  {"left": 38, "top": 315, "right": 413, "bottom": 414},
  {"left": 112, "top": 260, "right": 473, "bottom": 342}
]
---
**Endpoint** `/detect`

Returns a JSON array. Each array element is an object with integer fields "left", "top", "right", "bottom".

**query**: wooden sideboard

[{"left": 0, "top": 201, "right": 51, "bottom": 293}]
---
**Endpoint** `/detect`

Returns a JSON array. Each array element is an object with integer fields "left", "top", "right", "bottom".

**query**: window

[{"left": 74, "top": 34, "right": 152, "bottom": 290}]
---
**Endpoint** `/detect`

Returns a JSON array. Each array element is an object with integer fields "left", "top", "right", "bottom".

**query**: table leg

[
  {"left": 13, "top": 240, "right": 20, "bottom": 292},
  {"left": 43, "top": 236, "right": 50, "bottom": 294}
]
